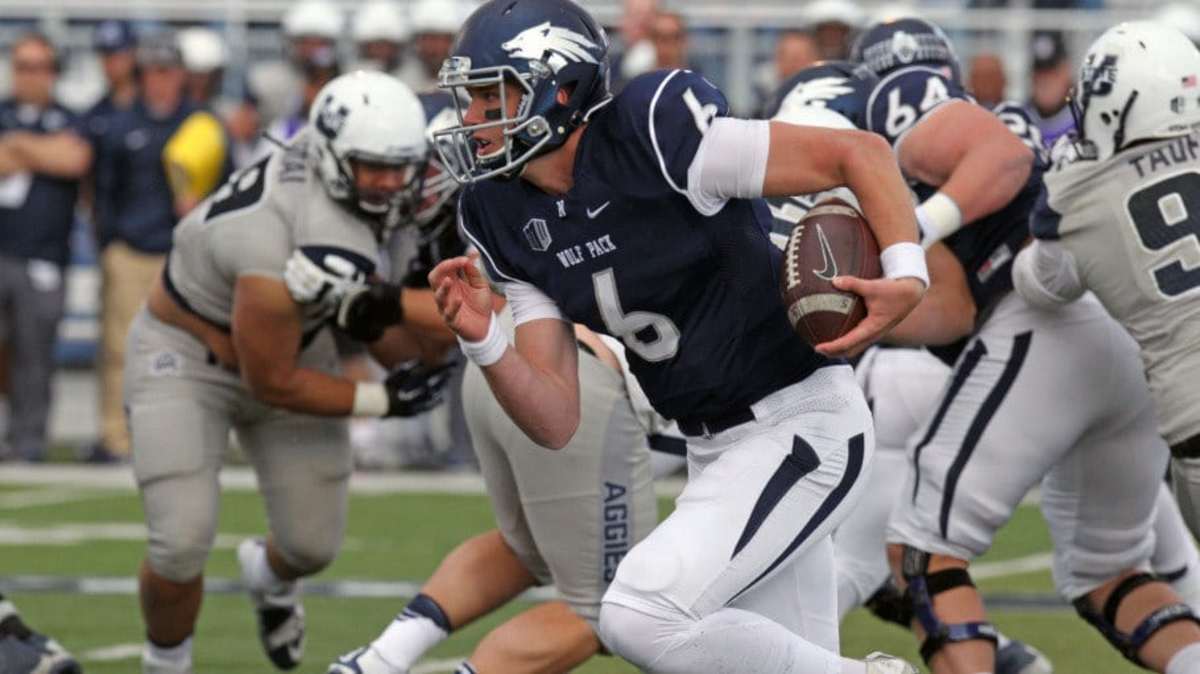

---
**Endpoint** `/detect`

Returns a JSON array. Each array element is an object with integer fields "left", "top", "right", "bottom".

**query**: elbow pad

[{"left": 1012, "top": 242, "right": 1084, "bottom": 309}]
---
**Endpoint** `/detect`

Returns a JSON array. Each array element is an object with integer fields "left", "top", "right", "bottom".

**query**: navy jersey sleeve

[
  {"left": 1029, "top": 185, "right": 1062, "bottom": 241},
  {"left": 612, "top": 69, "right": 730, "bottom": 194},
  {"left": 866, "top": 66, "right": 970, "bottom": 146}
]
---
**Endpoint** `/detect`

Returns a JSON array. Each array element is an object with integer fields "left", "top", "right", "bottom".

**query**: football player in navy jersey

[
  {"left": 852, "top": 18, "right": 1200, "bottom": 674},
  {"left": 426, "top": 1, "right": 931, "bottom": 672}
]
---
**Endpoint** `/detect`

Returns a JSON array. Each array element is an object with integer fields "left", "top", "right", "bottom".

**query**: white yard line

[
  {"left": 0, "top": 488, "right": 111, "bottom": 510},
  {"left": 0, "top": 521, "right": 360, "bottom": 550},
  {"left": 0, "top": 464, "right": 691, "bottom": 498},
  {"left": 79, "top": 643, "right": 143, "bottom": 662},
  {"left": 973, "top": 552, "right": 1054, "bottom": 579}
]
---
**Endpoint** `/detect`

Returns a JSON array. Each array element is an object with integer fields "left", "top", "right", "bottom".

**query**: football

[{"left": 780, "top": 198, "right": 882, "bottom": 346}]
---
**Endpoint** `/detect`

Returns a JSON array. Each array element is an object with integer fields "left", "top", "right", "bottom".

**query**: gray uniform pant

[
  {"left": 0, "top": 254, "right": 65, "bottom": 460},
  {"left": 462, "top": 350, "right": 657, "bottom": 628},
  {"left": 125, "top": 309, "right": 352, "bottom": 582}
]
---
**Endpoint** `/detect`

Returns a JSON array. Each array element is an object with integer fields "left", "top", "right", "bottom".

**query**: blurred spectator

[
  {"left": 352, "top": 0, "right": 414, "bottom": 76},
  {"left": 90, "top": 32, "right": 229, "bottom": 463},
  {"left": 0, "top": 33, "right": 91, "bottom": 461},
  {"left": 263, "top": 58, "right": 339, "bottom": 142},
  {"left": 1028, "top": 31, "right": 1074, "bottom": 148},
  {"left": 247, "top": 0, "right": 342, "bottom": 127},
  {"left": 178, "top": 27, "right": 227, "bottom": 108},
  {"left": 614, "top": 0, "right": 659, "bottom": 83},
  {"left": 650, "top": 11, "right": 690, "bottom": 71},
  {"left": 83, "top": 20, "right": 138, "bottom": 146},
  {"left": 226, "top": 88, "right": 266, "bottom": 168},
  {"left": 967, "top": 52, "right": 1006, "bottom": 108},
  {"left": 754, "top": 30, "right": 819, "bottom": 116},
  {"left": 409, "top": 0, "right": 470, "bottom": 92},
  {"left": 803, "top": 0, "right": 865, "bottom": 60},
  {"left": 1157, "top": 2, "right": 1200, "bottom": 45}
]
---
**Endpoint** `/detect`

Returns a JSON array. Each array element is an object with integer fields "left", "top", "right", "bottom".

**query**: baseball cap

[
  {"left": 137, "top": 32, "right": 183, "bottom": 67},
  {"left": 94, "top": 19, "right": 136, "bottom": 53},
  {"left": 1031, "top": 31, "right": 1067, "bottom": 71}
]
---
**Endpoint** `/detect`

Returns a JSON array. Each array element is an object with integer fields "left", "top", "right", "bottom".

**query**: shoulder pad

[
  {"left": 866, "top": 66, "right": 969, "bottom": 145},
  {"left": 611, "top": 69, "right": 729, "bottom": 193}
]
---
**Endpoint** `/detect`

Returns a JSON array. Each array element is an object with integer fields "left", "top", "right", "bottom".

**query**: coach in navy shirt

[{"left": 0, "top": 33, "right": 92, "bottom": 460}]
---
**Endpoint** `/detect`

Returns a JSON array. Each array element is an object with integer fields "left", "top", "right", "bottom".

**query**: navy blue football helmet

[
  {"left": 850, "top": 17, "right": 961, "bottom": 82},
  {"left": 433, "top": 0, "right": 611, "bottom": 182},
  {"left": 765, "top": 60, "right": 878, "bottom": 130}
]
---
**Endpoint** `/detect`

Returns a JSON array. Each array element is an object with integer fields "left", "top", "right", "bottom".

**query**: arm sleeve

[
  {"left": 1012, "top": 240, "right": 1086, "bottom": 309},
  {"left": 499, "top": 279, "right": 566, "bottom": 327},
  {"left": 685, "top": 117, "right": 771, "bottom": 215}
]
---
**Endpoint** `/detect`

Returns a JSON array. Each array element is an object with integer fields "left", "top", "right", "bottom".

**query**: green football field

[{"left": 0, "top": 473, "right": 1145, "bottom": 673}]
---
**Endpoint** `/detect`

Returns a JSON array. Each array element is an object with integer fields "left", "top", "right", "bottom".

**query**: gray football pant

[
  {"left": 125, "top": 309, "right": 352, "bottom": 582},
  {"left": 0, "top": 254, "right": 64, "bottom": 460},
  {"left": 461, "top": 350, "right": 657, "bottom": 628}
]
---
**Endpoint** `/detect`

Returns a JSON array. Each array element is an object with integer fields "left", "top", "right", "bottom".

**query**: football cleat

[
  {"left": 238, "top": 539, "right": 306, "bottom": 671},
  {"left": 997, "top": 638, "right": 1054, "bottom": 674},
  {"left": 0, "top": 632, "right": 83, "bottom": 674},
  {"left": 327, "top": 645, "right": 401, "bottom": 674},
  {"left": 864, "top": 652, "right": 919, "bottom": 674}
]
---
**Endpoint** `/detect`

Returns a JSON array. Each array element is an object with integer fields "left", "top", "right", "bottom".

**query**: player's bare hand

[
  {"left": 815, "top": 276, "right": 926, "bottom": 358},
  {"left": 429, "top": 251, "right": 493, "bottom": 341}
]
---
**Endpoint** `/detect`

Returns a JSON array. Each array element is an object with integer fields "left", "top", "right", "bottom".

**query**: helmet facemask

[
  {"left": 319, "top": 140, "right": 428, "bottom": 241},
  {"left": 434, "top": 59, "right": 551, "bottom": 183}
]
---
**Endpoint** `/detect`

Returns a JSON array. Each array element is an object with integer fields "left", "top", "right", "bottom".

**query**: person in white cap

[
  {"left": 407, "top": 0, "right": 474, "bottom": 92},
  {"left": 178, "top": 27, "right": 227, "bottom": 108},
  {"left": 803, "top": 0, "right": 865, "bottom": 60},
  {"left": 248, "top": 0, "right": 343, "bottom": 126},
  {"left": 352, "top": 0, "right": 412, "bottom": 74}
]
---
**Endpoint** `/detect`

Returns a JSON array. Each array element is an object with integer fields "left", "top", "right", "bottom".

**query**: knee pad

[
  {"left": 901, "top": 547, "right": 998, "bottom": 664},
  {"left": 598, "top": 601, "right": 673, "bottom": 670},
  {"left": 148, "top": 532, "right": 210, "bottom": 583},
  {"left": 1073, "top": 573, "right": 1200, "bottom": 666},
  {"left": 272, "top": 530, "right": 341, "bottom": 575}
]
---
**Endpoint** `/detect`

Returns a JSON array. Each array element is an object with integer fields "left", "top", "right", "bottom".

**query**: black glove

[
  {"left": 382, "top": 360, "right": 454, "bottom": 418},
  {"left": 336, "top": 283, "right": 404, "bottom": 342}
]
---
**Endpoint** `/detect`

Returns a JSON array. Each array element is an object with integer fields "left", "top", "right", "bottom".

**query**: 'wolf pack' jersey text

[
  {"left": 866, "top": 67, "right": 1044, "bottom": 358},
  {"left": 1034, "top": 131, "right": 1200, "bottom": 446},
  {"left": 167, "top": 128, "right": 382, "bottom": 342},
  {"left": 460, "top": 69, "right": 829, "bottom": 422}
]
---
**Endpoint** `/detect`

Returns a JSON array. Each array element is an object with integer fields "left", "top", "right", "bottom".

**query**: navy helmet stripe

[
  {"left": 729, "top": 433, "right": 866, "bottom": 602},
  {"left": 910, "top": 339, "right": 988, "bottom": 504},
  {"left": 938, "top": 331, "right": 1033, "bottom": 539},
  {"left": 731, "top": 435, "right": 822, "bottom": 559}
]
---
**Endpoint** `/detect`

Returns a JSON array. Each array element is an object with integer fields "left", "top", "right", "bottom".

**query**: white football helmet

[
  {"left": 353, "top": 0, "right": 411, "bottom": 45},
  {"left": 309, "top": 71, "right": 429, "bottom": 236},
  {"left": 283, "top": 0, "right": 342, "bottom": 40},
  {"left": 1073, "top": 21, "right": 1200, "bottom": 161}
]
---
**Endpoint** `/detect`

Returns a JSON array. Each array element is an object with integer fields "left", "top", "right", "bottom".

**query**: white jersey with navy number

[
  {"left": 866, "top": 67, "right": 1044, "bottom": 362},
  {"left": 1034, "top": 131, "right": 1200, "bottom": 445},
  {"left": 167, "top": 128, "right": 382, "bottom": 343},
  {"left": 459, "top": 69, "right": 830, "bottom": 422}
]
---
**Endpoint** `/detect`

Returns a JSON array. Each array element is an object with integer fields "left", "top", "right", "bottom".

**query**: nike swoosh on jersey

[
  {"left": 814, "top": 224, "right": 838, "bottom": 281},
  {"left": 587, "top": 201, "right": 611, "bottom": 219}
]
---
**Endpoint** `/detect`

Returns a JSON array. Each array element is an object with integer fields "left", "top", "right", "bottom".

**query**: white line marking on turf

[
  {"left": 79, "top": 643, "right": 142, "bottom": 662},
  {"left": 413, "top": 658, "right": 469, "bottom": 673},
  {"left": 972, "top": 552, "right": 1054, "bottom": 579},
  {"left": 0, "top": 464, "right": 691, "bottom": 499},
  {"left": 0, "top": 521, "right": 361, "bottom": 550},
  {"left": 0, "top": 488, "right": 111, "bottom": 509}
]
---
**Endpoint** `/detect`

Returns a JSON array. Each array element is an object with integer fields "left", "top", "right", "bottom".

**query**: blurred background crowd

[{"left": 0, "top": 0, "right": 1193, "bottom": 470}]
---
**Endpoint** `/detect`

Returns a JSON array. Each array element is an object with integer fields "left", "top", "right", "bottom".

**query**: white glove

[{"left": 283, "top": 248, "right": 366, "bottom": 306}]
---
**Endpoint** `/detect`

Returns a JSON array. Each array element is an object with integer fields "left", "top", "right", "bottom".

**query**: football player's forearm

[
  {"left": 242, "top": 365, "right": 358, "bottom": 415},
  {"left": 884, "top": 242, "right": 975, "bottom": 345},
  {"left": 480, "top": 349, "right": 580, "bottom": 450},
  {"left": 845, "top": 133, "right": 921, "bottom": 250},
  {"left": 936, "top": 140, "right": 1032, "bottom": 224},
  {"left": 8, "top": 132, "right": 92, "bottom": 178}
]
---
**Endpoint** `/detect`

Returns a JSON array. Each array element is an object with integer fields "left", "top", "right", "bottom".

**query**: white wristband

[
  {"left": 352, "top": 381, "right": 389, "bottom": 417},
  {"left": 880, "top": 242, "right": 929, "bottom": 288},
  {"left": 915, "top": 192, "right": 963, "bottom": 250},
  {"left": 457, "top": 312, "right": 509, "bottom": 367}
]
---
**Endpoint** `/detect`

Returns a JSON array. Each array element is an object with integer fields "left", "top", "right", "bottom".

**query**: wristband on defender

[
  {"left": 457, "top": 312, "right": 508, "bottom": 367},
  {"left": 915, "top": 192, "right": 963, "bottom": 250},
  {"left": 880, "top": 242, "right": 930, "bottom": 288},
  {"left": 351, "top": 381, "right": 389, "bottom": 417}
]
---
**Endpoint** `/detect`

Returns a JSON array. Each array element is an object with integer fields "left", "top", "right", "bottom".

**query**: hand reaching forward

[
  {"left": 815, "top": 276, "right": 926, "bottom": 358},
  {"left": 429, "top": 252, "right": 494, "bottom": 342}
]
